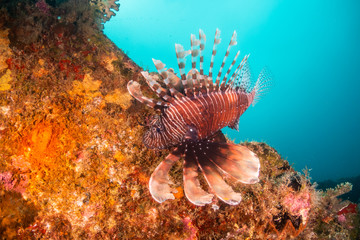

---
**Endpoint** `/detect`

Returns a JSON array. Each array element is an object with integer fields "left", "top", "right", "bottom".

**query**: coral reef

[
  {"left": 0, "top": 0, "right": 359, "bottom": 239},
  {"left": 317, "top": 174, "right": 360, "bottom": 203}
]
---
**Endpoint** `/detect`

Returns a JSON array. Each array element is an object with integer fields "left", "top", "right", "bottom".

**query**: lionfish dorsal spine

[
  {"left": 198, "top": 29, "right": 206, "bottom": 76},
  {"left": 198, "top": 29, "right": 207, "bottom": 94},
  {"left": 175, "top": 44, "right": 193, "bottom": 97},
  {"left": 141, "top": 71, "right": 175, "bottom": 104},
  {"left": 152, "top": 58, "right": 166, "bottom": 77},
  {"left": 215, "top": 30, "right": 238, "bottom": 90},
  {"left": 208, "top": 28, "right": 221, "bottom": 92},
  {"left": 220, "top": 50, "right": 240, "bottom": 90},
  {"left": 190, "top": 34, "right": 201, "bottom": 95},
  {"left": 152, "top": 58, "right": 185, "bottom": 100},
  {"left": 227, "top": 54, "right": 249, "bottom": 89},
  {"left": 127, "top": 80, "right": 167, "bottom": 109}
]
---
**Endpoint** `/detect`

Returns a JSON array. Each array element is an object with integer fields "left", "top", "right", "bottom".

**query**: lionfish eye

[{"left": 156, "top": 127, "right": 161, "bottom": 133}]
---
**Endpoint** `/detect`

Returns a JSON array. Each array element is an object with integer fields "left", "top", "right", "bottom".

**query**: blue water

[{"left": 104, "top": 0, "right": 360, "bottom": 182}]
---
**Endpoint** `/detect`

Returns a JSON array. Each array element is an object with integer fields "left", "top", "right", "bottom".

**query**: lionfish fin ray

[
  {"left": 198, "top": 29, "right": 208, "bottom": 94},
  {"left": 227, "top": 54, "right": 249, "bottom": 89},
  {"left": 149, "top": 149, "right": 181, "bottom": 203},
  {"left": 220, "top": 50, "right": 240, "bottom": 91},
  {"left": 238, "top": 61, "right": 252, "bottom": 91},
  {"left": 127, "top": 80, "right": 166, "bottom": 108},
  {"left": 190, "top": 34, "right": 201, "bottom": 94},
  {"left": 228, "top": 118, "right": 240, "bottom": 131},
  {"left": 183, "top": 154, "right": 214, "bottom": 206},
  {"left": 208, "top": 29, "right": 221, "bottom": 92},
  {"left": 215, "top": 31, "right": 237, "bottom": 90},
  {"left": 197, "top": 152, "right": 242, "bottom": 205},
  {"left": 251, "top": 67, "right": 272, "bottom": 105},
  {"left": 152, "top": 59, "right": 185, "bottom": 100},
  {"left": 206, "top": 143, "right": 260, "bottom": 184},
  {"left": 141, "top": 71, "right": 175, "bottom": 104},
  {"left": 175, "top": 44, "right": 193, "bottom": 97}
]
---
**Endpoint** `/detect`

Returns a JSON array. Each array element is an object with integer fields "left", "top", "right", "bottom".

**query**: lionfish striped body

[
  {"left": 128, "top": 29, "right": 269, "bottom": 206},
  {"left": 144, "top": 89, "right": 253, "bottom": 149}
]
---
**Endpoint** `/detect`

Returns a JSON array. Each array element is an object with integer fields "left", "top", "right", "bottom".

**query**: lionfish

[{"left": 127, "top": 29, "right": 269, "bottom": 206}]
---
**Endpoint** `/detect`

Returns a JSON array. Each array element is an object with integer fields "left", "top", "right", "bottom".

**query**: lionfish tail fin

[{"left": 251, "top": 67, "right": 272, "bottom": 106}]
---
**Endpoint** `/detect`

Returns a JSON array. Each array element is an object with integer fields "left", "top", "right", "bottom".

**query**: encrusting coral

[{"left": 0, "top": 0, "right": 358, "bottom": 239}]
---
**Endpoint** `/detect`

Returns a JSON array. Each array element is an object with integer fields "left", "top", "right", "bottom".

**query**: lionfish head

[{"left": 143, "top": 115, "right": 169, "bottom": 150}]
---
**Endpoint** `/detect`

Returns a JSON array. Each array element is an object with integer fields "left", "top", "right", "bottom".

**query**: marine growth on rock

[{"left": 0, "top": 0, "right": 359, "bottom": 239}]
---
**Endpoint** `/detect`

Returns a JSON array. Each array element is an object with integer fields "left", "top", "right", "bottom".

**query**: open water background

[{"left": 104, "top": 0, "right": 360, "bottom": 182}]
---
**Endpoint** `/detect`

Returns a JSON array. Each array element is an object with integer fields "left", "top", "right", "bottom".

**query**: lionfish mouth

[{"left": 142, "top": 130, "right": 168, "bottom": 150}]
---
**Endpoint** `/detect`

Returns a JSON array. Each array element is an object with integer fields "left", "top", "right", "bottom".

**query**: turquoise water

[{"left": 104, "top": 0, "right": 360, "bottom": 182}]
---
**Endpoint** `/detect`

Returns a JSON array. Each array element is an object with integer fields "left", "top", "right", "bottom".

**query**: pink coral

[
  {"left": 14, "top": 174, "right": 29, "bottom": 194},
  {"left": 0, "top": 172, "right": 28, "bottom": 194},
  {"left": 0, "top": 172, "right": 16, "bottom": 191},
  {"left": 337, "top": 214, "right": 346, "bottom": 223},
  {"left": 182, "top": 216, "right": 198, "bottom": 240},
  {"left": 282, "top": 190, "right": 312, "bottom": 224},
  {"left": 35, "top": 0, "right": 50, "bottom": 15}
]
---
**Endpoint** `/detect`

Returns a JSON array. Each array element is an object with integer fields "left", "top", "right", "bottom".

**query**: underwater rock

[{"left": 0, "top": 0, "right": 359, "bottom": 239}]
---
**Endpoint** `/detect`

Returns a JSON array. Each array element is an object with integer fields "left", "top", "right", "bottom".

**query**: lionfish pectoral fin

[
  {"left": 193, "top": 141, "right": 260, "bottom": 205},
  {"left": 197, "top": 154, "right": 242, "bottom": 205},
  {"left": 183, "top": 155, "right": 214, "bottom": 206},
  {"left": 210, "top": 130, "right": 227, "bottom": 143},
  {"left": 127, "top": 80, "right": 165, "bottom": 109},
  {"left": 149, "top": 149, "right": 181, "bottom": 203},
  {"left": 228, "top": 118, "right": 240, "bottom": 131},
  {"left": 207, "top": 142, "right": 260, "bottom": 184}
]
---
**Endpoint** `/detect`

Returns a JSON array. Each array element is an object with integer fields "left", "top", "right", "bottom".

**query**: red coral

[
  {"left": 58, "top": 59, "right": 71, "bottom": 71},
  {"left": 337, "top": 203, "right": 358, "bottom": 215},
  {"left": 26, "top": 223, "right": 46, "bottom": 235},
  {"left": 6, "top": 58, "right": 24, "bottom": 70},
  {"left": 337, "top": 203, "right": 358, "bottom": 229},
  {"left": 58, "top": 60, "right": 84, "bottom": 79}
]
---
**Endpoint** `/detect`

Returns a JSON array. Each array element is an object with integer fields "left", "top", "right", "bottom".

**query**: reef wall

[{"left": 0, "top": 0, "right": 359, "bottom": 239}]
